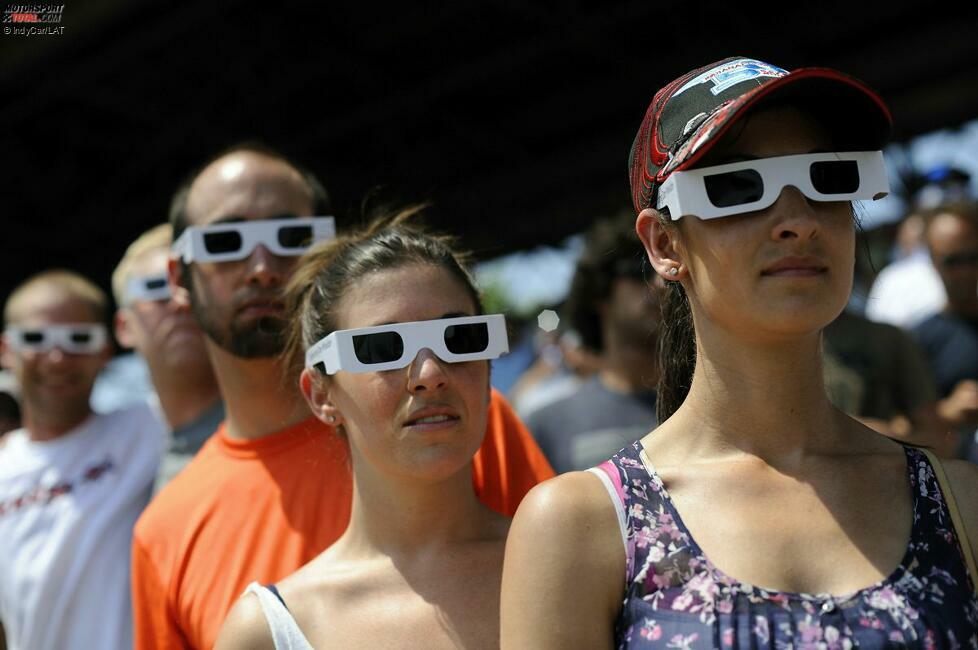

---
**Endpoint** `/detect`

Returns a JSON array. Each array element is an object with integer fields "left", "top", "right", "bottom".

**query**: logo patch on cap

[{"left": 674, "top": 58, "right": 787, "bottom": 97}]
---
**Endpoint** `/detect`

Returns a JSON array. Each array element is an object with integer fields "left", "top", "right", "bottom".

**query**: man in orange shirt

[{"left": 131, "top": 144, "right": 553, "bottom": 649}]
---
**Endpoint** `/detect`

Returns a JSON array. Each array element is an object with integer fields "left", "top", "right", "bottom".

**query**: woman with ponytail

[
  {"left": 502, "top": 58, "right": 978, "bottom": 648},
  {"left": 216, "top": 208, "right": 514, "bottom": 649}
]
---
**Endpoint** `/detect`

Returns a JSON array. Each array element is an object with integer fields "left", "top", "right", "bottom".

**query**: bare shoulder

[
  {"left": 502, "top": 471, "right": 623, "bottom": 649},
  {"left": 214, "top": 591, "right": 274, "bottom": 650},
  {"left": 511, "top": 470, "right": 622, "bottom": 553},
  {"left": 268, "top": 550, "right": 345, "bottom": 626}
]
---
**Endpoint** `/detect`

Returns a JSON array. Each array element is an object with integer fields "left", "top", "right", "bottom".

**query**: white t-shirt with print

[{"left": 0, "top": 404, "right": 164, "bottom": 650}]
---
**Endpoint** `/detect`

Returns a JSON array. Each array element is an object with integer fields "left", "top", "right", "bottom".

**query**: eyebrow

[
  {"left": 371, "top": 311, "right": 472, "bottom": 328},
  {"left": 207, "top": 213, "right": 300, "bottom": 226},
  {"left": 710, "top": 148, "right": 833, "bottom": 166}
]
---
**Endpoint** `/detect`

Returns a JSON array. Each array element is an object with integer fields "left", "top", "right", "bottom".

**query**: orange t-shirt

[{"left": 131, "top": 389, "right": 553, "bottom": 649}]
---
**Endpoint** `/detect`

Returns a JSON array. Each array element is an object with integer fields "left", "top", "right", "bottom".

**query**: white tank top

[{"left": 244, "top": 582, "right": 314, "bottom": 650}]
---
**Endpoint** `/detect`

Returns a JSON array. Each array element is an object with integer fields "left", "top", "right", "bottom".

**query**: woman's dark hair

[
  {"left": 282, "top": 204, "right": 484, "bottom": 381},
  {"left": 654, "top": 218, "right": 696, "bottom": 423}
]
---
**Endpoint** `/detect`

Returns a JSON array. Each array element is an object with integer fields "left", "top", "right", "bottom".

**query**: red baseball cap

[{"left": 629, "top": 56, "right": 893, "bottom": 213}]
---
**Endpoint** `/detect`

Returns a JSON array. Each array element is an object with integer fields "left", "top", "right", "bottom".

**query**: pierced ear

[
  {"left": 167, "top": 256, "right": 192, "bottom": 308},
  {"left": 299, "top": 368, "right": 344, "bottom": 427},
  {"left": 636, "top": 208, "right": 685, "bottom": 281}
]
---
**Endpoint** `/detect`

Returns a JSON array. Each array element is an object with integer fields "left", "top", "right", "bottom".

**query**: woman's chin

[{"left": 398, "top": 444, "right": 482, "bottom": 483}]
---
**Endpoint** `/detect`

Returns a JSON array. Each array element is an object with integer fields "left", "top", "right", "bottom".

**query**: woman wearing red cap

[{"left": 502, "top": 57, "right": 978, "bottom": 648}]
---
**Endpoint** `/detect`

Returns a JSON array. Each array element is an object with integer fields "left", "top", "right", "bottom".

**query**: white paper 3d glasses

[
  {"left": 305, "top": 315, "right": 508, "bottom": 374},
  {"left": 125, "top": 274, "right": 171, "bottom": 305},
  {"left": 4, "top": 324, "right": 108, "bottom": 354},
  {"left": 656, "top": 151, "right": 889, "bottom": 220},
  {"left": 172, "top": 217, "right": 335, "bottom": 263}
]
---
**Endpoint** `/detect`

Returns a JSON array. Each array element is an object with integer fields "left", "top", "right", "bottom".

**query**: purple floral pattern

[{"left": 606, "top": 443, "right": 978, "bottom": 648}]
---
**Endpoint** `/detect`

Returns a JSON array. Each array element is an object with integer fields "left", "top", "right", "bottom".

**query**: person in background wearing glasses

[
  {"left": 0, "top": 270, "right": 163, "bottom": 650},
  {"left": 501, "top": 57, "right": 978, "bottom": 648},
  {"left": 131, "top": 144, "right": 553, "bottom": 650},
  {"left": 912, "top": 202, "right": 978, "bottom": 454},
  {"left": 215, "top": 210, "right": 510, "bottom": 649},
  {"left": 112, "top": 223, "right": 224, "bottom": 490}
]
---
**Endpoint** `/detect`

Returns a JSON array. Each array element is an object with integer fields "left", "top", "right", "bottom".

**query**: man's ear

[
  {"left": 114, "top": 310, "right": 135, "bottom": 350},
  {"left": 167, "top": 256, "right": 192, "bottom": 308},
  {"left": 636, "top": 208, "right": 686, "bottom": 281},
  {"left": 299, "top": 368, "right": 344, "bottom": 427}
]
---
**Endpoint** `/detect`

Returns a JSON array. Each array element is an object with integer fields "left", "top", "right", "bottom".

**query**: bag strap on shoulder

[{"left": 921, "top": 448, "right": 978, "bottom": 598}]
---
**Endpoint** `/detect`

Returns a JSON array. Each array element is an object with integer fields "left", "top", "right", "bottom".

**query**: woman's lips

[
  {"left": 402, "top": 407, "right": 461, "bottom": 432},
  {"left": 761, "top": 256, "right": 828, "bottom": 277}
]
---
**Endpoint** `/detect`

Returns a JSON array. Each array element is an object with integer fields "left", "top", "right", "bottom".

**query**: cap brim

[{"left": 666, "top": 68, "right": 893, "bottom": 178}]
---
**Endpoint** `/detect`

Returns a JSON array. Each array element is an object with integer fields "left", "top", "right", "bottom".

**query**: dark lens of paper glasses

[
  {"left": 704, "top": 169, "right": 764, "bottom": 207},
  {"left": 203, "top": 231, "right": 243, "bottom": 254},
  {"left": 353, "top": 331, "right": 404, "bottom": 364},
  {"left": 444, "top": 323, "right": 489, "bottom": 354},
  {"left": 278, "top": 225, "right": 313, "bottom": 249},
  {"left": 810, "top": 160, "right": 859, "bottom": 194}
]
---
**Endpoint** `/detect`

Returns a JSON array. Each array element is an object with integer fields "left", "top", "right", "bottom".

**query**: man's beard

[{"left": 188, "top": 282, "right": 286, "bottom": 359}]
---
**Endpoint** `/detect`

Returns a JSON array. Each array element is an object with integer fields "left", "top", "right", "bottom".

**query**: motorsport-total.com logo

[{"left": 3, "top": 3, "right": 64, "bottom": 36}]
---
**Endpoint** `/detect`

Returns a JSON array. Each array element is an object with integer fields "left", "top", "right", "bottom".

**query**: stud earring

[
  {"left": 668, "top": 267, "right": 679, "bottom": 277},
  {"left": 325, "top": 415, "right": 336, "bottom": 423}
]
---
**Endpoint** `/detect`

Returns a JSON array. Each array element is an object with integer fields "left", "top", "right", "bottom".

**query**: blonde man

[{"left": 113, "top": 224, "right": 223, "bottom": 488}]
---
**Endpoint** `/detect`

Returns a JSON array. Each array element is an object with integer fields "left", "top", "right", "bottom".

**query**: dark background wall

[{"left": 3, "top": 0, "right": 978, "bottom": 309}]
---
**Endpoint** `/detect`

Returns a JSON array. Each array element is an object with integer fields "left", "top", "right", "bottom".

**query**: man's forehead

[
  {"left": 929, "top": 213, "right": 978, "bottom": 244},
  {"left": 6, "top": 286, "right": 101, "bottom": 326},
  {"left": 186, "top": 153, "right": 313, "bottom": 226},
  {"left": 129, "top": 247, "right": 169, "bottom": 278}
]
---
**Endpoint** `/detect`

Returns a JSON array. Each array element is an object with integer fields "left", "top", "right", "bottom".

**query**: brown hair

[
  {"left": 282, "top": 205, "right": 484, "bottom": 382},
  {"left": 653, "top": 210, "right": 697, "bottom": 423}
]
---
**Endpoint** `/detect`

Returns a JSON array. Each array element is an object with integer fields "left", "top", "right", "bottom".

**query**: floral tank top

[{"left": 591, "top": 443, "right": 978, "bottom": 649}]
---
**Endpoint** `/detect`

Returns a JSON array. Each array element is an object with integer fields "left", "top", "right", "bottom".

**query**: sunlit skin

[
  {"left": 116, "top": 247, "right": 220, "bottom": 429},
  {"left": 215, "top": 263, "right": 508, "bottom": 649},
  {"left": 179, "top": 152, "right": 313, "bottom": 355},
  {"left": 317, "top": 264, "right": 492, "bottom": 483},
  {"left": 666, "top": 111, "right": 855, "bottom": 347},
  {"left": 118, "top": 248, "right": 209, "bottom": 369},
  {"left": 167, "top": 151, "right": 317, "bottom": 440},
  {"left": 1, "top": 286, "right": 109, "bottom": 441},
  {"left": 500, "top": 106, "right": 978, "bottom": 649}
]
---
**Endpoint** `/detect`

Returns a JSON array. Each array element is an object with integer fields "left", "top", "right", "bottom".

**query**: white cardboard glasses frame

[
  {"left": 656, "top": 150, "right": 889, "bottom": 221},
  {"left": 172, "top": 216, "right": 336, "bottom": 263},
  {"left": 4, "top": 323, "right": 108, "bottom": 355},
  {"left": 305, "top": 314, "right": 509, "bottom": 375}
]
